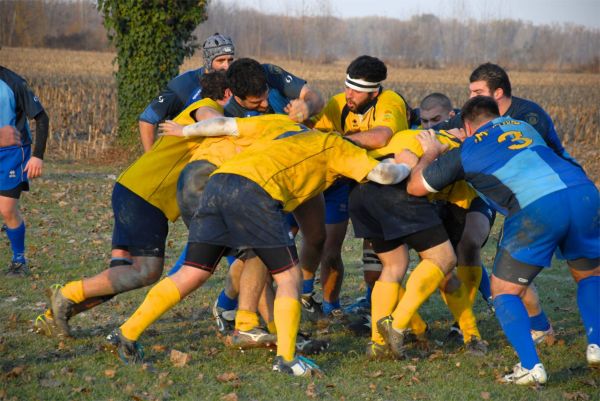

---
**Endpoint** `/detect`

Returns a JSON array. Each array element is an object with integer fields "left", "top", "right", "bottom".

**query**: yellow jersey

[
  {"left": 117, "top": 98, "right": 222, "bottom": 221},
  {"left": 312, "top": 90, "right": 408, "bottom": 135},
  {"left": 368, "top": 129, "right": 476, "bottom": 209},
  {"left": 215, "top": 131, "right": 379, "bottom": 212}
]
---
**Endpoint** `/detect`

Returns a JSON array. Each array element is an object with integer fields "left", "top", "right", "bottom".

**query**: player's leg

[{"left": 0, "top": 191, "right": 28, "bottom": 275}]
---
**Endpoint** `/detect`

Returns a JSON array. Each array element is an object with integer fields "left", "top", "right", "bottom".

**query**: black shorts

[
  {"left": 370, "top": 224, "right": 449, "bottom": 254},
  {"left": 111, "top": 183, "right": 168, "bottom": 257},
  {"left": 349, "top": 180, "right": 444, "bottom": 242},
  {"left": 436, "top": 202, "right": 467, "bottom": 248},
  {"left": 0, "top": 181, "right": 28, "bottom": 199},
  {"left": 188, "top": 173, "right": 295, "bottom": 249},
  {"left": 469, "top": 197, "right": 496, "bottom": 227}
]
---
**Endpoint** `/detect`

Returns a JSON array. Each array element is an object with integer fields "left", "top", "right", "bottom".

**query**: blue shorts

[
  {"left": 499, "top": 184, "right": 600, "bottom": 267},
  {"left": 188, "top": 173, "right": 294, "bottom": 248},
  {"left": 111, "top": 183, "right": 169, "bottom": 257},
  {"left": 0, "top": 145, "right": 30, "bottom": 192},
  {"left": 287, "top": 180, "right": 349, "bottom": 228}
]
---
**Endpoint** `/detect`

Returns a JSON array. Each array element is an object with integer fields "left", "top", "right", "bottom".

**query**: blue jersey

[
  {"left": 139, "top": 68, "right": 206, "bottom": 125},
  {"left": 433, "top": 96, "right": 571, "bottom": 161},
  {"left": 423, "top": 117, "right": 592, "bottom": 216},
  {"left": 0, "top": 66, "right": 44, "bottom": 147},
  {"left": 224, "top": 63, "right": 306, "bottom": 117}
]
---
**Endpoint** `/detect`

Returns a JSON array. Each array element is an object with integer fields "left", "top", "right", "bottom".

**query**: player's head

[
  {"left": 469, "top": 62, "right": 512, "bottom": 100},
  {"left": 344, "top": 55, "right": 387, "bottom": 112},
  {"left": 227, "top": 58, "right": 269, "bottom": 112},
  {"left": 460, "top": 95, "right": 500, "bottom": 136},
  {"left": 202, "top": 33, "right": 235, "bottom": 72},
  {"left": 199, "top": 71, "right": 231, "bottom": 103},
  {"left": 419, "top": 93, "right": 455, "bottom": 129}
]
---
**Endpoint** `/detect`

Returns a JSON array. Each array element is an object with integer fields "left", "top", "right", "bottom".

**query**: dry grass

[{"left": 1, "top": 47, "right": 598, "bottom": 179}]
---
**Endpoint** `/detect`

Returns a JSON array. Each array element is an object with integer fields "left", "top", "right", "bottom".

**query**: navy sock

[
  {"left": 494, "top": 294, "right": 540, "bottom": 369},
  {"left": 322, "top": 300, "right": 341, "bottom": 315},
  {"left": 5, "top": 222, "right": 26, "bottom": 263},
  {"left": 365, "top": 285, "right": 373, "bottom": 303},
  {"left": 216, "top": 289, "right": 238, "bottom": 311},
  {"left": 302, "top": 278, "right": 315, "bottom": 295},
  {"left": 577, "top": 276, "right": 600, "bottom": 345},
  {"left": 226, "top": 256, "right": 236, "bottom": 266},
  {"left": 478, "top": 264, "right": 492, "bottom": 300},
  {"left": 167, "top": 244, "right": 188, "bottom": 276},
  {"left": 530, "top": 311, "right": 551, "bottom": 332}
]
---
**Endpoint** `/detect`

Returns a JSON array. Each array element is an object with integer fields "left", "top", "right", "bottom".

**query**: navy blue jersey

[
  {"left": 139, "top": 68, "right": 206, "bottom": 125},
  {"left": 433, "top": 96, "right": 569, "bottom": 160},
  {"left": 224, "top": 63, "right": 306, "bottom": 117},
  {"left": 422, "top": 117, "right": 592, "bottom": 216},
  {"left": 0, "top": 66, "right": 44, "bottom": 147}
]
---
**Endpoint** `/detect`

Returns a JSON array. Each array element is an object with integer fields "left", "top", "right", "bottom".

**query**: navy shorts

[
  {"left": 469, "top": 196, "right": 496, "bottom": 227},
  {"left": 349, "top": 180, "right": 444, "bottom": 242},
  {"left": 111, "top": 183, "right": 169, "bottom": 257},
  {"left": 286, "top": 180, "right": 349, "bottom": 228},
  {"left": 188, "top": 173, "right": 295, "bottom": 248},
  {"left": 0, "top": 145, "right": 30, "bottom": 197},
  {"left": 496, "top": 184, "right": 600, "bottom": 272}
]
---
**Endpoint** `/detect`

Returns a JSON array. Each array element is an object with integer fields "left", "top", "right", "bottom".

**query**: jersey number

[{"left": 497, "top": 131, "right": 532, "bottom": 150}]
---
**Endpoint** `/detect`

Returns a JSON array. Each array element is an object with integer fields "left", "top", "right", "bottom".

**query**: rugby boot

[
  {"left": 272, "top": 355, "right": 323, "bottom": 377},
  {"left": 227, "top": 328, "right": 277, "bottom": 349},
  {"left": 49, "top": 285, "right": 75, "bottom": 337},
  {"left": 106, "top": 328, "right": 144, "bottom": 364},
  {"left": 501, "top": 363, "right": 547, "bottom": 386},
  {"left": 376, "top": 315, "right": 410, "bottom": 359}
]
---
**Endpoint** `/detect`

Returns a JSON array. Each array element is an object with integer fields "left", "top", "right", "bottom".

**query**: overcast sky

[{"left": 218, "top": 0, "right": 600, "bottom": 29}]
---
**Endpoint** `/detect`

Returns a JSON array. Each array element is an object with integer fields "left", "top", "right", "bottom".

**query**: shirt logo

[
  {"left": 158, "top": 95, "right": 165, "bottom": 103},
  {"left": 285, "top": 75, "right": 292, "bottom": 83},
  {"left": 9, "top": 170, "right": 16, "bottom": 178}
]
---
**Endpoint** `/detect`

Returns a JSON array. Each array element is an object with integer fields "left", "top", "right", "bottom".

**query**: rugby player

[
  {"left": 106, "top": 116, "right": 416, "bottom": 376},
  {"left": 1, "top": 66, "right": 49, "bottom": 276},
  {"left": 407, "top": 95, "right": 599, "bottom": 385}
]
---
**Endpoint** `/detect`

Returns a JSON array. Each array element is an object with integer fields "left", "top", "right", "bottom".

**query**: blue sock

[
  {"left": 322, "top": 300, "right": 341, "bottom": 315},
  {"left": 167, "top": 244, "right": 188, "bottom": 276},
  {"left": 530, "top": 311, "right": 551, "bottom": 332},
  {"left": 478, "top": 264, "right": 492, "bottom": 301},
  {"left": 217, "top": 289, "right": 238, "bottom": 311},
  {"left": 226, "top": 256, "right": 236, "bottom": 266},
  {"left": 5, "top": 222, "right": 26, "bottom": 263},
  {"left": 577, "top": 276, "right": 600, "bottom": 345},
  {"left": 364, "top": 285, "right": 372, "bottom": 304},
  {"left": 494, "top": 294, "right": 540, "bottom": 369},
  {"left": 302, "top": 278, "right": 315, "bottom": 295}
]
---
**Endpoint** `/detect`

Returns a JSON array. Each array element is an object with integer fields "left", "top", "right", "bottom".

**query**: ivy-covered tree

[{"left": 97, "top": 0, "right": 207, "bottom": 142}]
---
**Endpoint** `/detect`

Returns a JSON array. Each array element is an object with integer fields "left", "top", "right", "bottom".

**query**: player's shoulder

[{"left": 0, "top": 66, "right": 27, "bottom": 89}]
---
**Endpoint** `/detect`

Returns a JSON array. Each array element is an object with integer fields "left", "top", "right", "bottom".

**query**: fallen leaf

[
  {"left": 152, "top": 344, "right": 167, "bottom": 352},
  {"left": 369, "top": 383, "right": 377, "bottom": 391},
  {"left": 481, "top": 391, "right": 490, "bottom": 400},
  {"left": 6, "top": 366, "right": 24, "bottom": 378},
  {"left": 306, "top": 383, "right": 318, "bottom": 399},
  {"left": 366, "top": 370, "right": 384, "bottom": 378},
  {"left": 197, "top": 373, "right": 204, "bottom": 380},
  {"left": 563, "top": 392, "right": 590, "bottom": 401},
  {"left": 405, "top": 364, "right": 417, "bottom": 372},
  {"left": 40, "top": 379, "right": 62, "bottom": 388},
  {"left": 216, "top": 372, "right": 239, "bottom": 383},
  {"left": 104, "top": 369, "right": 116, "bottom": 378},
  {"left": 170, "top": 349, "right": 191, "bottom": 367},
  {"left": 221, "top": 393, "right": 238, "bottom": 401}
]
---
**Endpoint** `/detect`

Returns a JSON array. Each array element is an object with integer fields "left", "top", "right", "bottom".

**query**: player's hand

[
  {"left": 24, "top": 156, "right": 43, "bottom": 178},
  {"left": 0, "top": 125, "right": 20, "bottom": 147},
  {"left": 395, "top": 150, "right": 419, "bottom": 168},
  {"left": 284, "top": 99, "right": 310, "bottom": 122},
  {"left": 159, "top": 120, "right": 184, "bottom": 137},
  {"left": 417, "top": 129, "right": 448, "bottom": 158}
]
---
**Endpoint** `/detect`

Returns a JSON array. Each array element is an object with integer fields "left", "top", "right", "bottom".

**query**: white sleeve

[
  {"left": 182, "top": 117, "right": 239, "bottom": 137},
  {"left": 366, "top": 162, "right": 411, "bottom": 185}
]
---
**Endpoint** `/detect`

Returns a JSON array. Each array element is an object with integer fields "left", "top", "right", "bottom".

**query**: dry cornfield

[{"left": 1, "top": 47, "right": 598, "bottom": 180}]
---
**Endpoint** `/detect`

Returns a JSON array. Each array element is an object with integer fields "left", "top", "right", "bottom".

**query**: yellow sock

[
  {"left": 61, "top": 280, "right": 85, "bottom": 303},
  {"left": 397, "top": 286, "right": 428, "bottom": 336},
  {"left": 392, "top": 260, "right": 444, "bottom": 330},
  {"left": 235, "top": 310, "right": 260, "bottom": 332},
  {"left": 267, "top": 320, "right": 277, "bottom": 334},
  {"left": 274, "top": 297, "right": 301, "bottom": 362},
  {"left": 440, "top": 282, "right": 481, "bottom": 343},
  {"left": 120, "top": 277, "right": 181, "bottom": 341},
  {"left": 371, "top": 281, "right": 400, "bottom": 344},
  {"left": 456, "top": 265, "right": 482, "bottom": 304}
]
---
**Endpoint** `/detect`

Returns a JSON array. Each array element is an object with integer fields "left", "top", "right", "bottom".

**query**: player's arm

[
  {"left": 159, "top": 117, "right": 239, "bottom": 138},
  {"left": 407, "top": 131, "right": 464, "bottom": 196},
  {"left": 345, "top": 125, "right": 394, "bottom": 150},
  {"left": 284, "top": 84, "right": 325, "bottom": 123},
  {"left": 138, "top": 87, "right": 183, "bottom": 152},
  {"left": 366, "top": 157, "right": 415, "bottom": 185},
  {"left": 17, "top": 80, "right": 47, "bottom": 178}
]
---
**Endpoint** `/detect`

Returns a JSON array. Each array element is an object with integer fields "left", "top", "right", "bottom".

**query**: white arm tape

[
  {"left": 182, "top": 117, "right": 239, "bottom": 137},
  {"left": 367, "top": 162, "right": 411, "bottom": 185}
]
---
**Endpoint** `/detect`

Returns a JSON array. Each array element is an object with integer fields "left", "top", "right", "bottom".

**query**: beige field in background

[{"left": 1, "top": 46, "right": 598, "bottom": 181}]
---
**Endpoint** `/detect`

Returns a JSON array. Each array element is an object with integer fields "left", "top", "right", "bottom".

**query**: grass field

[{"left": 0, "top": 47, "right": 599, "bottom": 400}]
